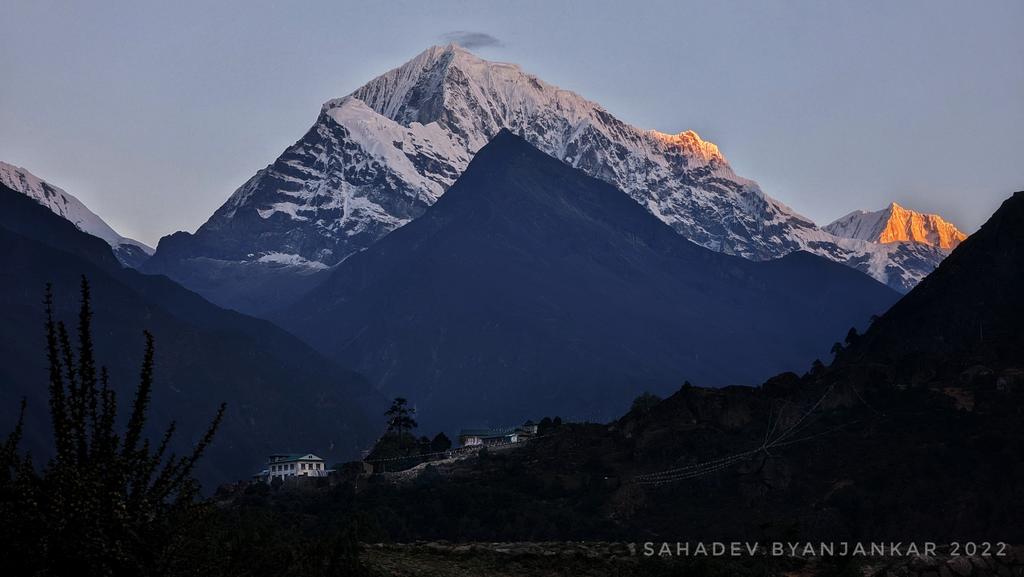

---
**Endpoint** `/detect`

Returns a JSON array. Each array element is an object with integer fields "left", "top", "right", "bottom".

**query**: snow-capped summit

[
  {"left": 146, "top": 44, "right": 954, "bottom": 307},
  {"left": 0, "top": 162, "right": 153, "bottom": 267},
  {"left": 648, "top": 129, "right": 726, "bottom": 165},
  {"left": 202, "top": 42, "right": 785, "bottom": 267},
  {"left": 825, "top": 202, "right": 967, "bottom": 250}
]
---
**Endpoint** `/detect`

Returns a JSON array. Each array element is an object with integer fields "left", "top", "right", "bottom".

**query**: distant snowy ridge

[
  {"left": 0, "top": 162, "right": 153, "bottom": 267},
  {"left": 153, "top": 44, "right": 954, "bottom": 292},
  {"left": 825, "top": 202, "right": 967, "bottom": 249}
]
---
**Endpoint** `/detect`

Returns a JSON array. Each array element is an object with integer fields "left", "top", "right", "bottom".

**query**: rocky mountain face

[
  {"left": 278, "top": 131, "right": 898, "bottom": 432},
  {"left": 0, "top": 162, "right": 153, "bottom": 268},
  {"left": 0, "top": 182, "right": 377, "bottom": 488},
  {"left": 146, "top": 45, "right": 947, "bottom": 310}
]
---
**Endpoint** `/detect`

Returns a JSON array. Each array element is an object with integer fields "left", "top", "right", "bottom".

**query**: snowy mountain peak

[
  {"left": 648, "top": 129, "right": 725, "bottom": 164},
  {"left": 0, "top": 161, "right": 153, "bottom": 267},
  {"left": 334, "top": 45, "right": 734, "bottom": 170},
  {"left": 149, "top": 45, "right": 957, "bottom": 299},
  {"left": 824, "top": 202, "right": 967, "bottom": 250},
  {"left": 326, "top": 44, "right": 520, "bottom": 123}
]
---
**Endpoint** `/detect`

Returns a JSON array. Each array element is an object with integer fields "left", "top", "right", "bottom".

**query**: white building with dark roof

[{"left": 255, "top": 453, "right": 327, "bottom": 482}]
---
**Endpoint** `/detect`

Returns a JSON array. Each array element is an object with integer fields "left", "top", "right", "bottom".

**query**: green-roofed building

[{"left": 458, "top": 420, "right": 539, "bottom": 447}]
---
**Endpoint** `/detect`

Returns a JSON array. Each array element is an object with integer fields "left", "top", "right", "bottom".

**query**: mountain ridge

[
  {"left": 279, "top": 130, "right": 899, "bottom": 431},
  {"left": 145, "top": 45, "right": 948, "bottom": 312},
  {"left": 0, "top": 161, "right": 154, "bottom": 268}
]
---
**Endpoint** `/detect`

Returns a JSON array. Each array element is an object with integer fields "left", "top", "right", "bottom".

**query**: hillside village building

[
  {"left": 458, "top": 420, "right": 538, "bottom": 447},
  {"left": 255, "top": 453, "right": 327, "bottom": 482}
]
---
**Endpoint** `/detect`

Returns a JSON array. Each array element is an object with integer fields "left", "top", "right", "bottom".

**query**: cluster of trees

[
  {"left": 536, "top": 415, "right": 565, "bottom": 434},
  {"left": 830, "top": 326, "right": 862, "bottom": 358},
  {"left": 363, "top": 398, "right": 451, "bottom": 466},
  {"left": 801, "top": 326, "right": 863, "bottom": 376}
]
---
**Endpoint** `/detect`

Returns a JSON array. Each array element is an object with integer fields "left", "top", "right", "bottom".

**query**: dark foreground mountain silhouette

[
  {"left": 834, "top": 191, "right": 1024, "bottom": 380},
  {"left": 0, "top": 183, "right": 376, "bottom": 487},
  {"left": 225, "top": 191, "right": 1024, "bottom": 548},
  {"left": 280, "top": 130, "right": 899, "bottom": 431}
]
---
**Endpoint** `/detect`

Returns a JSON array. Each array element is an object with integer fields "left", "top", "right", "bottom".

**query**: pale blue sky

[{"left": 1, "top": 0, "right": 1021, "bottom": 246}]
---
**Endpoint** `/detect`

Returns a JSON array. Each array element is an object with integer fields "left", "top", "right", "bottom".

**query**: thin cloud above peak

[{"left": 440, "top": 31, "right": 503, "bottom": 50}]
